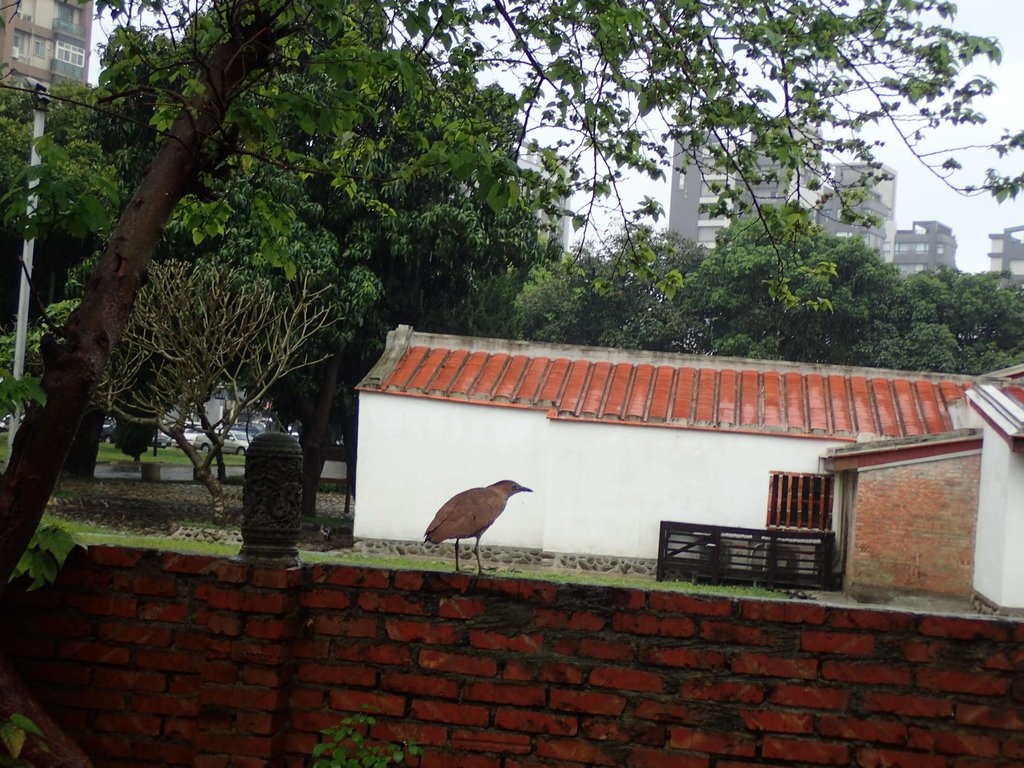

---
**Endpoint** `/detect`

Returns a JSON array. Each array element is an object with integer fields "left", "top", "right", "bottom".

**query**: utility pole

[{"left": 8, "top": 79, "right": 49, "bottom": 460}]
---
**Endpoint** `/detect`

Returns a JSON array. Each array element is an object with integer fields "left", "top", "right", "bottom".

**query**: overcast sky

[{"left": 90, "top": 2, "right": 1023, "bottom": 273}]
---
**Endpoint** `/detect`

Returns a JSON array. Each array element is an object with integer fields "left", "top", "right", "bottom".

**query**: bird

[{"left": 424, "top": 480, "right": 533, "bottom": 573}]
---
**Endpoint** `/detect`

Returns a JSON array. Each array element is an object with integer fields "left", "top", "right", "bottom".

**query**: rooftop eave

[{"left": 967, "top": 386, "right": 1024, "bottom": 452}]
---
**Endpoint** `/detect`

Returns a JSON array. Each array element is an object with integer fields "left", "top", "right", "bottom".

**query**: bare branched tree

[{"left": 101, "top": 260, "right": 332, "bottom": 517}]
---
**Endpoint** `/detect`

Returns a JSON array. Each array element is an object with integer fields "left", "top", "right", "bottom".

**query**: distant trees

[{"left": 518, "top": 224, "right": 1024, "bottom": 375}]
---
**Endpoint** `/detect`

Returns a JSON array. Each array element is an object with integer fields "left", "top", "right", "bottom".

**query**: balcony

[
  {"left": 50, "top": 58, "right": 84, "bottom": 82},
  {"left": 52, "top": 18, "right": 86, "bottom": 40}
]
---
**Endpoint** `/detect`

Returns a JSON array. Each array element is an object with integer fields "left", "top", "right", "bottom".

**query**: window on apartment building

[
  {"left": 33, "top": 39, "right": 47, "bottom": 58},
  {"left": 767, "top": 472, "right": 833, "bottom": 530},
  {"left": 55, "top": 40, "right": 85, "bottom": 67},
  {"left": 12, "top": 30, "right": 26, "bottom": 58},
  {"left": 57, "top": 3, "right": 80, "bottom": 24}
]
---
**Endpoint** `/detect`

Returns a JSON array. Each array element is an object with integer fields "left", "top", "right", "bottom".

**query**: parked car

[
  {"left": 193, "top": 428, "right": 250, "bottom": 455},
  {"left": 101, "top": 417, "right": 116, "bottom": 443}
]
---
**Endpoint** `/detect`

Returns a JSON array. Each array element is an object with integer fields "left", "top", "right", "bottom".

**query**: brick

[
  {"left": 956, "top": 704, "right": 1024, "bottom": 731},
  {"left": 801, "top": 630, "right": 875, "bottom": 656},
  {"left": 335, "top": 642, "right": 411, "bottom": 665},
  {"left": 121, "top": 574, "right": 178, "bottom": 596},
  {"left": 468, "top": 630, "right": 542, "bottom": 652},
  {"left": 591, "top": 666, "right": 663, "bottom": 692},
  {"left": 856, "top": 748, "right": 948, "bottom": 768},
  {"left": 981, "top": 647, "right": 1024, "bottom": 671},
  {"left": 738, "top": 601, "right": 826, "bottom": 625},
  {"left": 477, "top": 577, "right": 558, "bottom": 604},
  {"left": 741, "top": 709, "right": 813, "bottom": 734},
  {"left": 865, "top": 692, "right": 954, "bottom": 719},
  {"left": 359, "top": 591, "right": 431, "bottom": 615},
  {"left": 246, "top": 616, "right": 297, "bottom": 641},
  {"left": 634, "top": 699, "right": 693, "bottom": 724},
  {"left": 649, "top": 592, "right": 733, "bottom": 617},
  {"left": 768, "top": 684, "right": 848, "bottom": 710},
  {"left": 908, "top": 728, "right": 1000, "bottom": 757},
  {"left": 386, "top": 619, "right": 460, "bottom": 645},
  {"left": 503, "top": 660, "right": 533, "bottom": 681},
  {"left": 313, "top": 615, "right": 378, "bottom": 637},
  {"left": 820, "top": 716, "right": 907, "bottom": 744},
  {"left": 700, "top": 621, "right": 769, "bottom": 645},
  {"left": 58, "top": 640, "right": 131, "bottom": 666},
  {"left": 639, "top": 647, "right": 726, "bottom": 670},
  {"left": 250, "top": 566, "right": 303, "bottom": 589},
  {"left": 732, "top": 653, "right": 817, "bottom": 680},
  {"left": 554, "top": 637, "right": 633, "bottom": 661},
  {"left": 612, "top": 613, "right": 697, "bottom": 638},
  {"left": 916, "top": 669, "right": 1009, "bottom": 696},
  {"left": 300, "top": 588, "right": 352, "bottom": 610},
  {"left": 583, "top": 718, "right": 665, "bottom": 745},
  {"left": 88, "top": 546, "right": 148, "bottom": 568},
  {"left": 236, "top": 711, "right": 278, "bottom": 736},
  {"left": 160, "top": 552, "right": 216, "bottom": 574},
  {"left": 297, "top": 663, "right": 377, "bottom": 688},
  {"left": 680, "top": 680, "right": 764, "bottom": 704},
  {"left": 17, "top": 660, "right": 90, "bottom": 686},
  {"left": 62, "top": 690, "right": 126, "bottom": 711},
  {"left": 418, "top": 649, "right": 497, "bottom": 677},
  {"left": 371, "top": 720, "right": 449, "bottom": 747},
  {"left": 412, "top": 699, "right": 489, "bottom": 726},
  {"left": 328, "top": 690, "right": 406, "bottom": 717},
  {"left": 627, "top": 747, "right": 709, "bottom": 767},
  {"left": 132, "top": 693, "right": 201, "bottom": 717},
  {"left": 206, "top": 612, "right": 243, "bottom": 636},
  {"left": 208, "top": 560, "right": 249, "bottom": 584},
  {"left": 395, "top": 570, "right": 472, "bottom": 593},
  {"left": 139, "top": 601, "right": 188, "bottom": 623},
  {"left": 550, "top": 689, "right": 626, "bottom": 716},
  {"left": 438, "top": 596, "right": 487, "bottom": 620},
  {"left": 450, "top": 729, "right": 532, "bottom": 754},
  {"left": 201, "top": 661, "right": 238, "bottom": 684},
  {"left": 136, "top": 648, "right": 202, "bottom": 673},
  {"left": 201, "top": 684, "right": 284, "bottom": 710},
  {"left": 92, "top": 669, "right": 167, "bottom": 692},
  {"left": 64, "top": 594, "right": 138, "bottom": 618},
  {"left": 537, "top": 737, "right": 617, "bottom": 765},
  {"left": 242, "top": 666, "right": 290, "bottom": 687},
  {"left": 537, "top": 609, "right": 607, "bottom": 631},
  {"left": 899, "top": 640, "right": 945, "bottom": 663},
  {"left": 94, "top": 712, "right": 162, "bottom": 737},
  {"left": 494, "top": 708, "right": 576, "bottom": 735},
  {"left": 829, "top": 609, "right": 916, "bottom": 633},
  {"left": 822, "top": 661, "right": 912, "bottom": 686},
  {"left": 762, "top": 736, "right": 849, "bottom": 765},
  {"left": 670, "top": 727, "right": 756, "bottom": 756},
  {"left": 918, "top": 616, "right": 1009, "bottom": 641},
  {"left": 311, "top": 565, "right": 390, "bottom": 589},
  {"left": 541, "top": 662, "right": 585, "bottom": 684},
  {"left": 421, "top": 750, "right": 499, "bottom": 768},
  {"left": 203, "top": 588, "right": 291, "bottom": 614},
  {"left": 383, "top": 671, "right": 459, "bottom": 699},
  {"left": 25, "top": 614, "right": 92, "bottom": 637},
  {"left": 464, "top": 681, "right": 546, "bottom": 706}
]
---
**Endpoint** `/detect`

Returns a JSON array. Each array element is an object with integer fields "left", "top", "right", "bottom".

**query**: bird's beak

[{"left": 519, "top": 485, "right": 533, "bottom": 493}]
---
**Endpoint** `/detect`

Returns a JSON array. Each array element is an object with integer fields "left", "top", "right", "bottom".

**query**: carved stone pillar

[{"left": 237, "top": 432, "right": 303, "bottom": 565}]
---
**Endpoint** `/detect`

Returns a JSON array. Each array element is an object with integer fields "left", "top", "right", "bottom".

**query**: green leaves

[
  {"left": 311, "top": 715, "right": 422, "bottom": 768},
  {"left": 10, "top": 523, "right": 80, "bottom": 591},
  {"left": 0, "top": 713, "right": 47, "bottom": 765}
]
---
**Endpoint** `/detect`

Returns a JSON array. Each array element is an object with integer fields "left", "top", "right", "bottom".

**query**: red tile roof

[{"left": 360, "top": 328, "right": 974, "bottom": 441}]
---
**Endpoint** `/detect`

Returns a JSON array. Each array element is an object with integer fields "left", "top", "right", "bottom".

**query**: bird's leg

[
  {"left": 454, "top": 539, "right": 460, "bottom": 572},
  {"left": 474, "top": 537, "right": 483, "bottom": 575}
]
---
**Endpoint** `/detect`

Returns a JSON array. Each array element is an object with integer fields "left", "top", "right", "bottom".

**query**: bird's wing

[{"left": 424, "top": 488, "right": 502, "bottom": 543}]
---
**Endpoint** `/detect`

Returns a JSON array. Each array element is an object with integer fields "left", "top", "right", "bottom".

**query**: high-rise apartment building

[
  {"left": 669, "top": 146, "right": 897, "bottom": 257},
  {"left": 892, "top": 221, "right": 957, "bottom": 275},
  {"left": 1, "top": 0, "right": 93, "bottom": 87},
  {"left": 988, "top": 226, "right": 1024, "bottom": 282}
]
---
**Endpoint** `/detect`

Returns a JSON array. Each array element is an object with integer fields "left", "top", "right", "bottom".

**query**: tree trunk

[
  {"left": 62, "top": 408, "right": 104, "bottom": 477},
  {"left": 298, "top": 354, "right": 341, "bottom": 518},
  {"left": 0, "top": 651, "right": 94, "bottom": 767},
  {"left": 0, "top": 12, "right": 282, "bottom": 758},
  {"left": 194, "top": 463, "right": 227, "bottom": 519}
]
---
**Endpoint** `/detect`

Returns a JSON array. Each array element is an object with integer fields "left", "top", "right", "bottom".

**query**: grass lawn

[
  {"left": 46, "top": 513, "right": 780, "bottom": 598},
  {"left": 0, "top": 433, "right": 246, "bottom": 466}
]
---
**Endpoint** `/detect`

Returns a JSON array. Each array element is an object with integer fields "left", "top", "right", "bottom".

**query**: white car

[{"left": 192, "top": 428, "right": 250, "bottom": 455}]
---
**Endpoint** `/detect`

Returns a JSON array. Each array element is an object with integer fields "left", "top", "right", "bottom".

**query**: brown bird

[{"left": 424, "top": 480, "right": 533, "bottom": 573}]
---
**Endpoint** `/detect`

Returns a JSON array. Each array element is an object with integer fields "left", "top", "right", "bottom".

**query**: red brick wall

[
  {"left": 845, "top": 453, "right": 980, "bottom": 598},
  {"left": 3, "top": 545, "right": 1023, "bottom": 768}
]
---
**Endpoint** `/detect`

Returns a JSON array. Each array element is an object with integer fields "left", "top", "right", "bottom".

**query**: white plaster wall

[
  {"left": 355, "top": 396, "right": 550, "bottom": 549},
  {"left": 973, "top": 424, "right": 1024, "bottom": 609},
  {"left": 356, "top": 393, "right": 842, "bottom": 560}
]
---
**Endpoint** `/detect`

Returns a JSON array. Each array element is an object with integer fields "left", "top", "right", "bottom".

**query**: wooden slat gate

[{"left": 657, "top": 521, "right": 836, "bottom": 590}]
